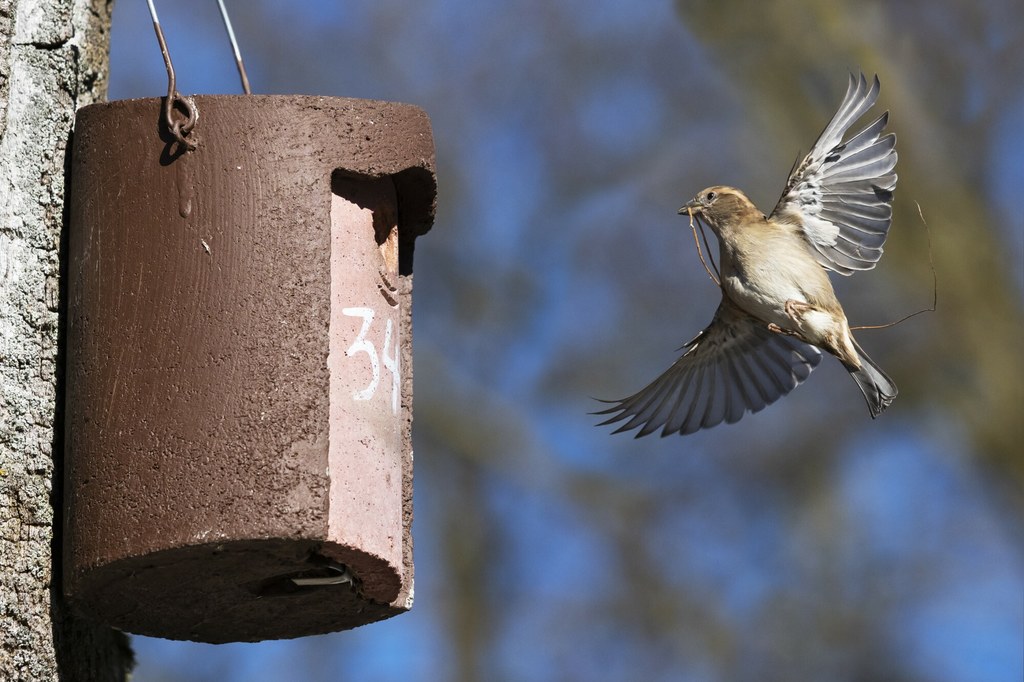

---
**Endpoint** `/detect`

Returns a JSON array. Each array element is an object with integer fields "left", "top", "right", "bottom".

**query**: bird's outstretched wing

[
  {"left": 595, "top": 300, "right": 822, "bottom": 437},
  {"left": 770, "top": 73, "right": 897, "bottom": 275}
]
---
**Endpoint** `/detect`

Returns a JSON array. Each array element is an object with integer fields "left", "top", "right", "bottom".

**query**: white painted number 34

[{"left": 342, "top": 307, "right": 400, "bottom": 414}]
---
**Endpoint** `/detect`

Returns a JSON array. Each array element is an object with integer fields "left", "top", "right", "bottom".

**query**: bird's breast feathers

[{"left": 721, "top": 232, "right": 835, "bottom": 328}]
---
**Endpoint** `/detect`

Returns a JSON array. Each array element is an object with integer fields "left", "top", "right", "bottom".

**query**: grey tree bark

[{"left": 1, "top": 1, "right": 133, "bottom": 679}]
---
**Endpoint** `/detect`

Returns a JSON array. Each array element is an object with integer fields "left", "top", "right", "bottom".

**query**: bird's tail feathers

[{"left": 845, "top": 338, "right": 897, "bottom": 418}]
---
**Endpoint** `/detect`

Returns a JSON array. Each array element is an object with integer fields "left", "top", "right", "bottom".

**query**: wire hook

[{"left": 147, "top": 0, "right": 198, "bottom": 151}]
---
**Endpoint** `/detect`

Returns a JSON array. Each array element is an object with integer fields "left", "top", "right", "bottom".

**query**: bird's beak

[{"left": 678, "top": 200, "right": 700, "bottom": 216}]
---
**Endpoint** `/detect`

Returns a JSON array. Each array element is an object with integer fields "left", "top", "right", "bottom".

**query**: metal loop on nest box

[
  {"left": 146, "top": 1, "right": 252, "bottom": 151},
  {"left": 147, "top": 0, "right": 199, "bottom": 151}
]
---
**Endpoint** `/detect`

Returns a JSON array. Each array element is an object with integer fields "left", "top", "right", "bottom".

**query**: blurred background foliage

[{"left": 106, "top": 0, "right": 1022, "bottom": 680}]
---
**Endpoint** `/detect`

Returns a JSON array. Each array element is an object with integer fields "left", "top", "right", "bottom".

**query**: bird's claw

[
  {"left": 767, "top": 322, "right": 797, "bottom": 336},
  {"left": 785, "top": 299, "right": 813, "bottom": 320}
]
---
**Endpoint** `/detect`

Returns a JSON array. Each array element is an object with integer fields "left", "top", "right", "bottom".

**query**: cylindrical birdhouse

[{"left": 64, "top": 96, "right": 435, "bottom": 643}]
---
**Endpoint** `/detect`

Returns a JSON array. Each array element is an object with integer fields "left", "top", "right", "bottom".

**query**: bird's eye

[{"left": 705, "top": 191, "right": 717, "bottom": 203}]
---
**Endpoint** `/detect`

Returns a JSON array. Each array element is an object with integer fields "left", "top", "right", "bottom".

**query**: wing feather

[
  {"left": 731, "top": 346, "right": 770, "bottom": 412},
  {"left": 595, "top": 300, "right": 822, "bottom": 437},
  {"left": 770, "top": 73, "right": 898, "bottom": 275}
]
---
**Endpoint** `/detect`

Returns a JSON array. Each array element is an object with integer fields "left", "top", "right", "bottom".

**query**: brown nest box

[{"left": 64, "top": 95, "right": 436, "bottom": 643}]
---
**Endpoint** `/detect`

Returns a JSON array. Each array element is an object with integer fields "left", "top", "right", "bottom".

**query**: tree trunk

[{"left": 1, "top": 1, "right": 132, "bottom": 679}]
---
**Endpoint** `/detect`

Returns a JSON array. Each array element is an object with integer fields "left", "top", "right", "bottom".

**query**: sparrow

[{"left": 597, "top": 73, "right": 898, "bottom": 437}]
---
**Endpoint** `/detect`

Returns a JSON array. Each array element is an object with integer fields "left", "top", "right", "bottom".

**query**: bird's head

[{"left": 678, "top": 186, "right": 763, "bottom": 232}]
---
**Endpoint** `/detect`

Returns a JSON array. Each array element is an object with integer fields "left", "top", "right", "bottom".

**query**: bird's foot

[
  {"left": 784, "top": 299, "right": 814, "bottom": 321},
  {"left": 767, "top": 322, "right": 798, "bottom": 336}
]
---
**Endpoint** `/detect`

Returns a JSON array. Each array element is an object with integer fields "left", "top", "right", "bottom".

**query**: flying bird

[{"left": 597, "top": 73, "right": 898, "bottom": 437}]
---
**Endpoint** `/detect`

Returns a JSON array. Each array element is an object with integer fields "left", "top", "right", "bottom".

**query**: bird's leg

[
  {"left": 767, "top": 322, "right": 797, "bottom": 336},
  {"left": 784, "top": 299, "right": 814, "bottom": 321},
  {"left": 769, "top": 300, "right": 816, "bottom": 337}
]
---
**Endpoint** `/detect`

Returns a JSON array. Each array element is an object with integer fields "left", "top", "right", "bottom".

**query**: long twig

[
  {"left": 850, "top": 201, "right": 937, "bottom": 331},
  {"left": 687, "top": 208, "right": 721, "bottom": 287}
]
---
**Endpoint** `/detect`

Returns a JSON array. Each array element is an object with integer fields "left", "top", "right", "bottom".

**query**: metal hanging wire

[
  {"left": 147, "top": 0, "right": 253, "bottom": 151},
  {"left": 216, "top": 0, "right": 252, "bottom": 95}
]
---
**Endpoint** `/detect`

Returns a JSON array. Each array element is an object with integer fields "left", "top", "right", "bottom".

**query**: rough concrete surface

[{"left": 64, "top": 95, "right": 434, "bottom": 642}]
